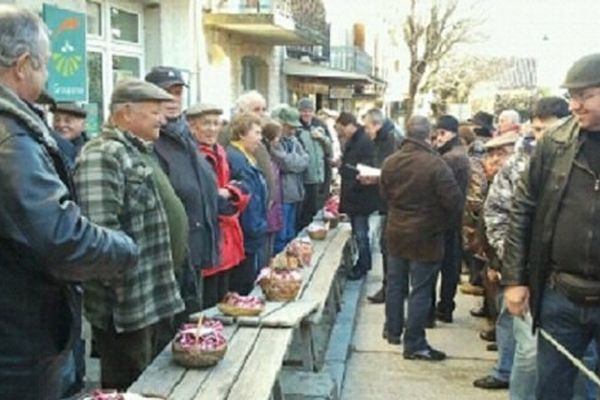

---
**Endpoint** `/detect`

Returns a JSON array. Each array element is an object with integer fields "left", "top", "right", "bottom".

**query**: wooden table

[{"left": 128, "top": 224, "right": 351, "bottom": 400}]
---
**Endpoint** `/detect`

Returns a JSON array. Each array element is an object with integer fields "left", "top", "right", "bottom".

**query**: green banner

[{"left": 43, "top": 4, "right": 87, "bottom": 102}]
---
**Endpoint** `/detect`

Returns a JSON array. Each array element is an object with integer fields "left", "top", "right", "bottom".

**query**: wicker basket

[
  {"left": 307, "top": 229, "right": 327, "bottom": 240},
  {"left": 172, "top": 341, "right": 227, "bottom": 368},
  {"left": 259, "top": 277, "right": 301, "bottom": 302},
  {"left": 217, "top": 302, "right": 264, "bottom": 317},
  {"left": 286, "top": 254, "right": 301, "bottom": 269}
]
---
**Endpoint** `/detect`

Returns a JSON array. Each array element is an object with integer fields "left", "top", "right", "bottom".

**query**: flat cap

[
  {"left": 110, "top": 79, "right": 174, "bottom": 105},
  {"left": 561, "top": 53, "right": 600, "bottom": 90},
  {"left": 52, "top": 102, "right": 87, "bottom": 118},
  {"left": 186, "top": 103, "right": 223, "bottom": 119},
  {"left": 145, "top": 65, "right": 188, "bottom": 89},
  {"left": 271, "top": 105, "right": 301, "bottom": 128},
  {"left": 297, "top": 97, "right": 315, "bottom": 111},
  {"left": 484, "top": 132, "right": 519, "bottom": 150}
]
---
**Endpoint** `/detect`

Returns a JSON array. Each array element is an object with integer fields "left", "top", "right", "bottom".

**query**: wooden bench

[{"left": 128, "top": 223, "right": 351, "bottom": 400}]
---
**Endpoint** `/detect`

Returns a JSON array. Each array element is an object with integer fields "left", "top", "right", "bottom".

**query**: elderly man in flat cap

[
  {"left": 51, "top": 102, "right": 89, "bottom": 165},
  {"left": 0, "top": 6, "right": 138, "bottom": 399},
  {"left": 74, "top": 78, "right": 185, "bottom": 390}
]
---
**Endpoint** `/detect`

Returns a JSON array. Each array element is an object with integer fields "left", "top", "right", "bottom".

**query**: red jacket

[{"left": 199, "top": 143, "right": 249, "bottom": 277}]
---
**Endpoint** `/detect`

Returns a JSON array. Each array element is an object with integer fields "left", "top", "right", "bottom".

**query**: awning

[{"left": 284, "top": 59, "right": 373, "bottom": 84}]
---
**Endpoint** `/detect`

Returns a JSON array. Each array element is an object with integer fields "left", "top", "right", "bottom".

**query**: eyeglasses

[{"left": 565, "top": 88, "right": 600, "bottom": 103}]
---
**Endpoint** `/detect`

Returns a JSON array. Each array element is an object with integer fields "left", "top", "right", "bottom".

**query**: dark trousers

[
  {"left": 203, "top": 270, "right": 231, "bottom": 308},
  {"left": 380, "top": 215, "right": 389, "bottom": 287},
  {"left": 433, "top": 228, "right": 461, "bottom": 316},
  {"left": 298, "top": 183, "right": 319, "bottom": 231},
  {"left": 229, "top": 253, "right": 258, "bottom": 296},
  {"left": 385, "top": 255, "right": 440, "bottom": 352},
  {"left": 93, "top": 322, "right": 157, "bottom": 390},
  {"left": 350, "top": 214, "right": 372, "bottom": 274}
]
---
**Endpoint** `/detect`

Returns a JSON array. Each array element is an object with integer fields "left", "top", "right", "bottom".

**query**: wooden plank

[
  {"left": 300, "top": 226, "right": 351, "bottom": 323},
  {"left": 194, "top": 327, "right": 268, "bottom": 400},
  {"left": 226, "top": 328, "right": 294, "bottom": 400},
  {"left": 249, "top": 299, "right": 319, "bottom": 328}
]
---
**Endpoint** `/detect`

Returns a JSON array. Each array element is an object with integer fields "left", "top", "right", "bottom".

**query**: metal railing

[{"left": 329, "top": 46, "right": 373, "bottom": 76}]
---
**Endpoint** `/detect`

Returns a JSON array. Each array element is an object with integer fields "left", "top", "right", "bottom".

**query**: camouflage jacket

[
  {"left": 462, "top": 155, "right": 488, "bottom": 255},
  {"left": 483, "top": 137, "right": 535, "bottom": 263}
]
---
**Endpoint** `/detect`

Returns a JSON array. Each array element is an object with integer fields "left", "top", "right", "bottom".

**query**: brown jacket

[{"left": 381, "top": 137, "right": 463, "bottom": 262}]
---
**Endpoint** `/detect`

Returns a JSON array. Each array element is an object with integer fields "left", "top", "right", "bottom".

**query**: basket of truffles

[
  {"left": 217, "top": 292, "right": 265, "bottom": 317},
  {"left": 307, "top": 222, "right": 328, "bottom": 241},
  {"left": 171, "top": 318, "right": 227, "bottom": 368},
  {"left": 256, "top": 259, "right": 302, "bottom": 302},
  {"left": 286, "top": 238, "right": 314, "bottom": 267}
]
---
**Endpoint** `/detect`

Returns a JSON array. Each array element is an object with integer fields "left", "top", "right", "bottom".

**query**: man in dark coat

[
  {"left": 503, "top": 53, "right": 600, "bottom": 399},
  {"left": 381, "top": 115, "right": 462, "bottom": 360},
  {"left": 363, "top": 108, "right": 403, "bottom": 303},
  {"left": 336, "top": 112, "right": 378, "bottom": 280},
  {"left": 51, "top": 102, "right": 89, "bottom": 166},
  {"left": 432, "top": 115, "right": 471, "bottom": 322},
  {"left": 146, "top": 66, "right": 221, "bottom": 316},
  {"left": 0, "top": 6, "right": 138, "bottom": 399}
]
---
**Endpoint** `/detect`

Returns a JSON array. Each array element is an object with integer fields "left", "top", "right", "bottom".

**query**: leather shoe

[
  {"left": 435, "top": 309, "right": 453, "bottom": 323},
  {"left": 470, "top": 306, "right": 486, "bottom": 318},
  {"left": 473, "top": 375, "right": 509, "bottom": 389},
  {"left": 368, "top": 287, "right": 385, "bottom": 303},
  {"left": 382, "top": 327, "right": 401, "bottom": 344},
  {"left": 479, "top": 329, "right": 496, "bottom": 342},
  {"left": 347, "top": 268, "right": 365, "bottom": 281},
  {"left": 460, "top": 282, "right": 484, "bottom": 296},
  {"left": 486, "top": 343, "right": 497, "bottom": 351},
  {"left": 403, "top": 347, "right": 446, "bottom": 361}
]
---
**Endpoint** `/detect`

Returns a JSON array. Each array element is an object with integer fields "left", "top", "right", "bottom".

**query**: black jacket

[
  {"left": 0, "top": 85, "right": 137, "bottom": 399},
  {"left": 373, "top": 119, "right": 402, "bottom": 213},
  {"left": 154, "top": 116, "right": 220, "bottom": 269},
  {"left": 340, "top": 127, "right": 379, "bottom": 215}
]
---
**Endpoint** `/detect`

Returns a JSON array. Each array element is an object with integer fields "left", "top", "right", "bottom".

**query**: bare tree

[{"left": 399, "top": 0, "right": 482, "bottom": 120}]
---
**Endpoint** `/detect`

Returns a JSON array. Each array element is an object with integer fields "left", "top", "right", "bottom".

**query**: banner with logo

[{"left": 43, "top": 4, "right": 87, "bottom": 102}]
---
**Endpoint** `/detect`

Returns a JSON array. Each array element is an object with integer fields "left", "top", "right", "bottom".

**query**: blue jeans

[
  {"left": 350, "top": 214, "right": 371, "bottom": 274},
  {"left": 510, "top": 312, "right": 537, "bottom": 400},
  {"left": 537, "top": 285, "right": 600, "bottom": 400},
  {"left": 490, "top": 294, "right": 515, "bottom": 382},
  {"left": 275, "top": 202, "right": 297, "bottom": 253},
  {"left": 385, "top": 255, "right": 440, "bottom": 352}
]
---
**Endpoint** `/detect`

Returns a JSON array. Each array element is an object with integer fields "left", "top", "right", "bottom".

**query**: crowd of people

[{"left": 3, "top": 4, "right": 600, "bottom": 400}]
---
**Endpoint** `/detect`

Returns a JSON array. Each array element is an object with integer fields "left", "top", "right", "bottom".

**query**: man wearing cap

[
  {"left": 74, "top": 78, "right": 185, "bottom": 389},
  {"left": 0, "top": 6, "right": 138, "bottom": 399},
  {"left": 296, "top": 97, "right": 333, "bottom": 230},
  {"left": 51, "top": 102, "right": 88, "bottom": 165},
  {"left": 503, "top": 53, "right": 600, "bottom": 399},
  {"left": 146, "top": 66, "right": 220, "bottom": 318},
  {"left": 270, "top": 104, "right": 310, "bottom": 252},
  {"left": 432, "top": 115, "right": 471, "bottom": 323}
]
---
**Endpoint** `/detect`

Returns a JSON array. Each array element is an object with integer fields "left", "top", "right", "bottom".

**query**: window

[
  {"left": 241, "top": 56, "right": 268, "bottom": 94},
  {"left": 85, "top": 1, "right": 144, "bottom": 134},
  {"left": 110, "top": 7, "right": 139, "bottom": 43}
]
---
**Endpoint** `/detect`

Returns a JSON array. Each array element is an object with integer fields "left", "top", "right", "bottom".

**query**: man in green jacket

[{"left": 503, "top": 53, "right": 600, "bottom": 399}]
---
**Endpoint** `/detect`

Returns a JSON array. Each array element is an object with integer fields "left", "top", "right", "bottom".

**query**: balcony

[
  {"left": 204, "top": 0, "right": 328, "bottom": 46},
  {"left": 329, "top": 46, "right": 373, "bottom": 76}
]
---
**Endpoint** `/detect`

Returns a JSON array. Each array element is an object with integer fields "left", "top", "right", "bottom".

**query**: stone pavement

[{"left": 341, "top": 254, "right": 506, "bottom": 400}]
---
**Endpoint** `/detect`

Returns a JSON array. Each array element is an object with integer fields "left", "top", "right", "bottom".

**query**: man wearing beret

[
  {"left": 74, "top": 78, "right": 185, "bottom": 389},
  {"left": 146, "top": 66, "right": 221, "bottom": 323},
  {"left": 51, "top": 102, "right": 88, "bottom": 165},
  {"left": 503, "top": 53, "right": 600, "bottom": 399}
]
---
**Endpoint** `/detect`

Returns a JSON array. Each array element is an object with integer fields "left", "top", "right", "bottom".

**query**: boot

[{"left": 367, "top": 287, "right": 385, "bottom": 304}]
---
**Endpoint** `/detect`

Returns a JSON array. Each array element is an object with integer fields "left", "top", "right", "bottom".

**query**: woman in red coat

[{"left": 187, "top": 104, "right": 249, "bottom": 307}]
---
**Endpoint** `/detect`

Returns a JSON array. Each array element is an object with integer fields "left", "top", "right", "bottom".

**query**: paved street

[{"left": 342, "top": 254, "right": 506, "bottom": 400}]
